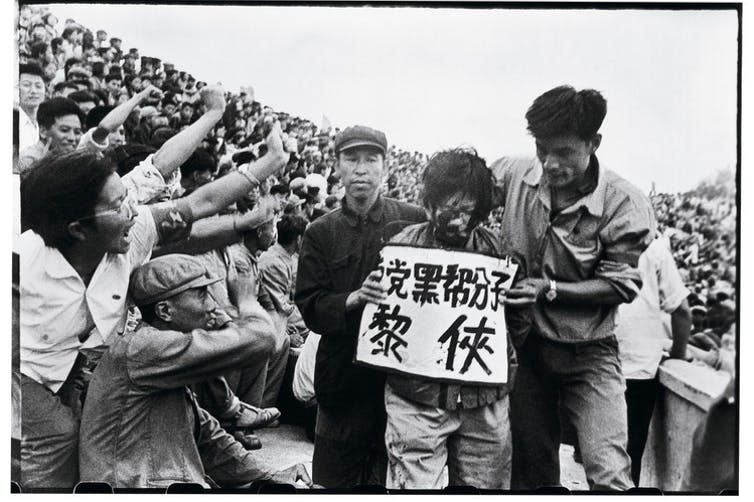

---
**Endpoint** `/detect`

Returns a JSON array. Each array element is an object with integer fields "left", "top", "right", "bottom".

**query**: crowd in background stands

[{"left": 16, "top": 4, "right": 736, "bottom": 367}]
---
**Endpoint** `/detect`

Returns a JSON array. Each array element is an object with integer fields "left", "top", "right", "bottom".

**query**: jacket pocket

[{"left": 327, "top": 254, "right": 354, "bottom": 291}]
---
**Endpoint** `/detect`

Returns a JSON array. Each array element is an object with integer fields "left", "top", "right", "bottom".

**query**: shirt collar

[
  {"left": 576, "top": 156, "right": 606, "bottom": 217},
  {"left": 342, "top": 194, "right": 384, "bottom": 227}
]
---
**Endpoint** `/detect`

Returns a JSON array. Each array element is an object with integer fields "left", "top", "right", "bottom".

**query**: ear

[
  {"left": 589, "top": 134, "right": 602, "bottom": 154},
  {"left": 155, "top": 301, "right": 172, "bottom": 322},
  {"left": 66, "top": 220, "right": 88, "bottom": 243}
]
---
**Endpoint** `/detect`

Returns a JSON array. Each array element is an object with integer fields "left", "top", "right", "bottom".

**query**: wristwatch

[{"left": 545, "top": 280, "right": 557, "bottom": 302}]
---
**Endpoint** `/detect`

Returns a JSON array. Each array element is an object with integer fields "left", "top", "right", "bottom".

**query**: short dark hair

[
  {"left": 85, "top": 105, "right": 114, "bottom": 130},
  {"left": 180, "top": 148, "right": 216, "bottom": 179},
  {"left": 68, "top": 90, "right": 97, "bottom": 105},
  {"left": 21, "top": 150, "right": 116, "bottom": 249},
  {"left": 50, "top": 37, "right": 64, "bottom": 54},
  {"left": 276, "top": 214, "right": 308, "bottom": 246},
  {"left": 421, "top": 147, "right": 493, "bottom": 225},
  {"left": 53, "top": 81, "right": 79, "bottom": 94},
  {"left": 64, "top": 57, "right": 82, "bottom": 76},
  {"left": 19, "top": 62, "right": 46, "bottom": 80},
  {"left": 270, "top": 183, "right": 290, "bottom": 196},
  {"left": 107, "top": 143, "right": 157, "bottom": 177},
  {"left": 28, "top": 41, "right": 49, "bottom": 60},
  {"left": 105, "top": 73, "right": 122, "bottom": 83},
  {"left": 525, "top": 85, "right": 607, "bottom": 140},
  {"left": 61, "top": 26, "right": 80, "bottom": 40},
  {"left": 37, "top": 97, "right": 83, "bottom": 129},
  {"left": 91, "top": 61, "right": 106, "bottom": 78}
]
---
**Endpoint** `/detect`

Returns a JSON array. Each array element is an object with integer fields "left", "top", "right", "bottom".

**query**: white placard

[{"left": 356, "top": 244, "right": 518, "bottom": 386}]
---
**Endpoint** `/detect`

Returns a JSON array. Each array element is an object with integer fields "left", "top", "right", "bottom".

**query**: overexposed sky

[{"left": 48, "top": 4, "right": 738, "bottom": 193}]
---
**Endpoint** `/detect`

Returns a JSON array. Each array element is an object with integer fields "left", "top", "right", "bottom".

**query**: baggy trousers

[{"left": 510, "top": 333, "right": 633, "bottom": 491}]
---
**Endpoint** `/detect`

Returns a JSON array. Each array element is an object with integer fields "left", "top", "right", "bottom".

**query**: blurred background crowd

[{"left": 15, "top": 4, "right": 737, "bottom": 371}]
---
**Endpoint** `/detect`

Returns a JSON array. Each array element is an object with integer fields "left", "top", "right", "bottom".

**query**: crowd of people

[{"left": 13, "top": 4, "right": 737, "bottom": 494}]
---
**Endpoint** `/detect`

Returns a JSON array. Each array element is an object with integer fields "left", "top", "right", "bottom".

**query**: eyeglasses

[{"left": 78, "top": 195, "right": 137, "bottom": 221}]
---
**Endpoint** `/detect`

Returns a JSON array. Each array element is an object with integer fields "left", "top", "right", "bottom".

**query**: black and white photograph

[{"left": 10, "top": 0, "right": 742, "bottom": 494}]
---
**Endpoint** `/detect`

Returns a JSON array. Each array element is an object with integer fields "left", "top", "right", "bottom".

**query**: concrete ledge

[
  {"left": 658, "top": 359, "right": 731, "bottom": 412},
  {"left": 641, "top": 359, "right": 731, "bottom": 490}
]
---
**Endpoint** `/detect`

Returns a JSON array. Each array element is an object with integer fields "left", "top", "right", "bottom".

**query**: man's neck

[
  {"left": 244, "top": 240, "right": 259, "bottom": 256},
  {"left": 59, "top": 243, "right": 107, "bottom": 286},
  {"left": 281, "top": 242, "right": 297, "bottom": 256},
  {"left": 345, "top": 192, "right": 379, "bottom": 217},
  {"left": 20, "top": 104, "right": 38, "bottom": 122}
]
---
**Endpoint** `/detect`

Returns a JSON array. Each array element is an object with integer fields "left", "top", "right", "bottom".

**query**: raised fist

[{"left": 200, "top": 85, "right": 226, "bottom": 113}]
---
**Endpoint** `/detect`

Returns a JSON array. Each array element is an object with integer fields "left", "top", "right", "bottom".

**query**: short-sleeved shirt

[
  {"left": 20, "top": 200, "right": 192, "bottom": 392},
  {"left": 490, "top": 155, "right": 656, "bottom": 343},
  {"left": 615, "top": 237, "right": 690, "bottom": 379}
]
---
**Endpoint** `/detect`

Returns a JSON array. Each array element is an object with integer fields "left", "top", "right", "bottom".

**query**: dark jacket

[{"left": 295, "top": 196, "right": 425, "bottom": 409}]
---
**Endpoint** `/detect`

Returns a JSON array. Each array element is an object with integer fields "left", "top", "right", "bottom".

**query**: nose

[{"left": 543, "top": 154, "right": 560, "bottom": 170}]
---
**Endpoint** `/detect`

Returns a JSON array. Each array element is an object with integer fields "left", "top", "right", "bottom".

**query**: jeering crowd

[{"left": 13, "top": 5, "right": 737, "bottom": 493}]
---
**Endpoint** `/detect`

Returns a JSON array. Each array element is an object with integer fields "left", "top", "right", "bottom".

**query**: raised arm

[
  {"left": 183, "top": 122, "right": 290, "bottom": 220},
  {"left": 151, "top": 197, "right": 277, "bottom": 257},
  {"left": 91, "top": 85, "right": 163, "bottom": 144},
  {"left": 150, "top": 85, "right": 226, "bottom": 178}
]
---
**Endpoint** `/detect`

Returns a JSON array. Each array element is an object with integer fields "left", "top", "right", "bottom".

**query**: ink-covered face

[{"left": 430, "top": 192, "right": 477, "bottom": 248}]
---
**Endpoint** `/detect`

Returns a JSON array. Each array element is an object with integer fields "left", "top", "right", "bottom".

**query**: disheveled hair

[
  {"left": 21, "top": 150, "right": 117, "bottom": 249},
  {"left": 420, "top": 147, "right": 493, "bottom": 225},
  {"left": 525, "top": 85, "right": 607, "bottom": 140}
]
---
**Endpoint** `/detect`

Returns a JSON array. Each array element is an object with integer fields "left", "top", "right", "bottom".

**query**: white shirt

[
  {"left": 292, "top": 333, "right": 321, "bottom": 404},
  {"left": 19, "top": 107, "right": 39, "bottom": 152},
  {"left": 20, "top": 208, "right": 159, "bottom": 393},
  {"left": 615, "top": 237, "right": 690, "bottom": 379},
  {"left": 19, "top": 159, "right": 173, "bottom": 392}
]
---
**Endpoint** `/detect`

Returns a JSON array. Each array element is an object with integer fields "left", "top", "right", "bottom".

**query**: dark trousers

[
  {"left": 312, "top": 399, "right": 387, "bottom": 488},
  {"left": 510, "top": 333, "right": 633, "bottom": 491},
  {"left": 625, "top": 377, "right": 659, "bottom": 486}
]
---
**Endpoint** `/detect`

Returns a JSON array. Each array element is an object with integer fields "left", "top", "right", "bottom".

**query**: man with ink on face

[
  {"left": 383, "top": 148, "right": 517, "bottom": 489},
  {"left": 295, "top": 125, "right": 425, "bottom": 488},
  {"left": 490, "top": 85, "right": 656, "bottom": 491}
]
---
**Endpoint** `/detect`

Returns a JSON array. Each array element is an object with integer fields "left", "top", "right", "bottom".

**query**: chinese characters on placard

[{"left": 356, "top": 245, "right": 517, "bottom": 385}]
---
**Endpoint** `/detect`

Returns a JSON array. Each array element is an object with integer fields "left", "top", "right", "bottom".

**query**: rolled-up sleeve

[
  {"left": 122, "top": 154, "right": 170, "bottom": 204},
  {"left": 294, "top": 226, "right": 349, "bottom": 337},
  {"left": 597, "top": 195, "right": 656, "bottom": 302},
  {"left": 126, "top": 317, "right": 268, "bottom": 389}
]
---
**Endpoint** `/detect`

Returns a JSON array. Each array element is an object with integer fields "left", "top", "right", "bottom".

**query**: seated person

[{"left": 79, "top": 254, "right": 313, "bottom": 489}]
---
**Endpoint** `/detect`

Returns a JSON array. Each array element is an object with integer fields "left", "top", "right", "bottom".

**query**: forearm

[
  {"left": 554, "top": 278, "right": 625, "bottom": 305},
  {"left": 669, "top": 300, "right": 692, "bottom": 359},
  {"left": 196, "top": 406, "right": 275, "bottom": 486},
  {"left": 152, "top": 215, "right": 241, "bottom": 257},
  {"left": 151, "top": 110, "right": 224, "bottom": 177},
  {"left": 95, "top": 92, "right": 143, "bottom": 138},
  {"left": 295, "top": 289, "right": 350, "bottom": 337},
  {"left": 186, "top": 152, "right": 286, "bottom": 219}
]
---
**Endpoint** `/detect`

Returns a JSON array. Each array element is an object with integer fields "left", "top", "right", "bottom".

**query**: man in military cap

[
  {"left": 79, "top": 254, "right": 314, "bottom": 489},
  {"left": 295, "top": 125, "right": 425, "bottom": 488}
]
